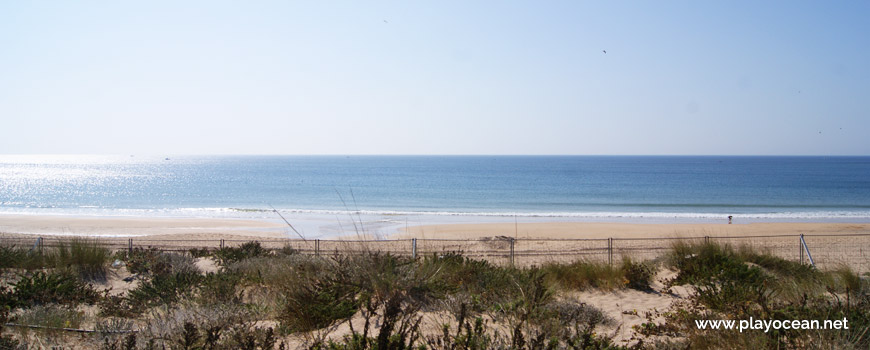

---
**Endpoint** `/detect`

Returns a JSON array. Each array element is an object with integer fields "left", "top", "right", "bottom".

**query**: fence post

[
  {"left": 411, "top": 238, "right": 417, "bottom": 259},
  {"left": 128, "top": 238, "right": 133, "bottom": 255},
  {"left": 219, "top": 239, "right": 225, "bottom": 249},
  {"left": 608, "top": 238, "right": 613, "bottom": 266},
  {"left": 509, "top": 239, "right": 515, "bottom": 266},
  {"left": 315, "top": 239, "right": 321, "bottom": 257},
  {"left": 704, "top": 236, "right": 710, "bottom": 244},
  {"left": 798, "top": 236, "right": 804, "bottom": 264},
  {"left": 800, "top": 234, "right": 815, "bottom": 267}
]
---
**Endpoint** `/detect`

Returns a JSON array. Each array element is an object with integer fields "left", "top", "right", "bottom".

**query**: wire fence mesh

[{"left": 1, "top": 233, "right": 868, "bottom": 273}]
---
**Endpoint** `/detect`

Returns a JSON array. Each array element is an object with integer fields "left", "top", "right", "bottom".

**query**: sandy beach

[
  {"left": 0, "top": 214, "right": 288, "bottom": 239},
  {"left": 397, "top": 222, "right": 870, "bottom": 239},
  {"left": 1, "top": 214, "right": 868, "bottom": 241}
]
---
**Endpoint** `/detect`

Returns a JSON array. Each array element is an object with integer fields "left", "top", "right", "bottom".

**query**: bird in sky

[
  {"left": 383, "top": 19, "right": 388, "bottom": 24},
  {"left": 602, "top": 50, "right": 607, "bottom": 54}
]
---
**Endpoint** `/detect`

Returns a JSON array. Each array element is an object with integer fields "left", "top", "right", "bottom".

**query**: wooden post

[
  {"left": 509, "top": 239, "right": 515, "bottom": 266},
  {"left": 798, "top": 234, "right": 804, "bottom": 264},
  {"left": 704, "top": 236, "right": 710, "bottom": 244},
  {"left": 608, "top": 238, "right": 613, "bottom": 266},
  {"left": 128, "top": 238, "right": 133, "bottom": 254},
  {"left": 220, "top": 239, "right": 225, "bottom": 249},
  {"left": 411, "top": 238, "right": 417, "bottom": 259},
  {"left": 315, "top": 239, "right": 321, "bottom": 257}
]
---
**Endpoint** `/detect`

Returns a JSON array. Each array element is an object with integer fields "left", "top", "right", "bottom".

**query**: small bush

[
  {"left": 120, "top": 247, "right": 198, "bottom": 276},
  {"left": 214, "top": 241, "right": 268, "bottom": 266},
  {"left": 128, "top": 271, "right": 203, "bottom": 308},
  {"left": 117, "top": 247, "right": 163, "bottom": 275},
  {"left": 0, "top": 285, "right": 14, "bottom": 310},
  {"left": 226, "top": 326, "right": 277, "bottom": 350},
  {"left": 188, "top": 247, "right": 212, "bottom": 258},
  {"left": 278, "top": 276, "right": 359, "bottom": 333},
  {"left": 421, "top": 252, "right": 517, "bottom": 305},
  {"left": 276, "top": 244, "right": 298, "bottom": 257},
  {"left": 542, "top": 260, "right": 625, "bottom": 291},
  {"left": 13, "top": 304, "right": 86, "bottom": 330},
  {"left": 46, "top": 238, "right": 110, "bottom": 280},
  {"left": 99, "top": 293, "right": 145, "bottom": 318},
  {"left": 621, "top": 258, "right": 655, "bottom": 291},
  {"left": 828, "top": 265, "right": 864, "bottom": 297},
  {"left": 10, "top": 270, "right": 99, "bottom": 308},
  {"left": 275, "top": 255, "right": 359, "bottom": 333},
  {"left": 669, "top": 241, "right": 775, "bottom": 314},
  {"left": 737, "top": 246, "right": 816, "bottom": 279},
  {"left": 198, "top": 271, "right": 244, "bottom": 305},
  {"left": 0, "top": 244, "right": 39, "bottom": 269}
]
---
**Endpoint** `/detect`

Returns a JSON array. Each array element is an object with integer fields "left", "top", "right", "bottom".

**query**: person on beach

[{"left": 728, "top": 215, "right": 733, "bottom": 224}]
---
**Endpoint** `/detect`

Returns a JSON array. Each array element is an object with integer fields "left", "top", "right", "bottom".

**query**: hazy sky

[{"left": 1, "top": 1, "right": 868, "bottom": 155}]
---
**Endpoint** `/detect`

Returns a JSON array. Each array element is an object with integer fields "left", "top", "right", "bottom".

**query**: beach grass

[{"left": 0, "top": 239, "right": 868, "bottom": 349}]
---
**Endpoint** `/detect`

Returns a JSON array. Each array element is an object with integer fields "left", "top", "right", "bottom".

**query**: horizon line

[{"left": 2, "top": 153, "right": 869, "bottom": 157}]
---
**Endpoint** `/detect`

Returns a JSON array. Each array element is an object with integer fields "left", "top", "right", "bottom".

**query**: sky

[{"left": 1, "top": 1, "right": 868, "bottom": 155}]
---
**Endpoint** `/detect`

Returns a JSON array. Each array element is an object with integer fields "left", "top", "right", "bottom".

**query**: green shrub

[
  {"left": 0, "top": 244, "right": 30, "bottom": 269},
  {"left": 0, "top": 285, "right": 14, "bottom": 310},
  {"left": 827, "top": 265, "right": 864, "bottom": 297},
  {"left": 46, "top": 238, "right": 110, "bottom": 280},
  {"left": 10, "top": 270, "right": 99, "bottom": 308},
  {"left": 276, "top": 244, "right": 298, "bottom": 257},
  {"left": 198, "top": 271, "right": 244, "bottom": 305},
  {"left": 120, "top": 247, "right": 197, "bottom": 276},
  {"left": 214, "top": 241, "right": 268, "bottom": 266},
  {"left": 13, "top": 304, "right": 86, "bottom": 330},
  {"left": 228, "top": 252, "right": 324, "bottom": 288},
  {"left": 490, "top": 268, "right": 555, "bottom": 349},
  {"left": 695, "top": 261, "right": 772, "bottom": 314},
  {"left": 669, "top": 241, "right": 774, "bottom": 314},
  {"left": 188, "top": 247, "right": 212, "bottom": 258},
  {"left": 118, "top": 247, "right": 160, "bottom": 275},
  {"left": 275, "top": 255, "right": 360, "bottom": 333},
  {"left": 128, "top": 271, "right": 203, "bottom": 308},
  {"left": 542, "top": 259, "right": 625, "bottom": 291},
  {"left": 226, "top": 326, "right": 277, "bottom": 350},
  {"left": 736, "top": 246, "right": 816, "bottom": 279},
  {"left": 421, "top": 252, "right": 517, "bottom": 305},
  {"left": 1, "top": 243, "right": 49, "bottom": 270},
  {"left": 278, "top": 275, "right": 359, "bottom": 333},
  {"left": 2, "top": 240, "right": 110, "bottom": 277},
  {"left": 99, "top": 293, "right": 145, "bottom": 318},
  {"left": 621, "top": 258, "right": 655, "bottom": 291}
]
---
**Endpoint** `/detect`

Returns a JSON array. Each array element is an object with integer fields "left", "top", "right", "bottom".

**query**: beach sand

[
  {"left": 2, "top": 215, "right": 867, "bottom": 272},
  {"left": 0, "top": 214, "right": 287, "bottom": 239},
  {"left": 3, "top": 214, "right": 867, "bottom": 240},
  {"left": 396, "top": 222, "right": 870, "bottom": 239}
]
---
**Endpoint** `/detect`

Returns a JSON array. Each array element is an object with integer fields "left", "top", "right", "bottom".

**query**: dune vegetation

[{"left": 0, "top": 238, "right": 868, "bottom": 349}]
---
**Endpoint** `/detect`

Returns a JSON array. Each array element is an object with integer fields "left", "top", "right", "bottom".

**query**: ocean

[{"left": 1, "top": 155, "right": 869, "bottom": 236}]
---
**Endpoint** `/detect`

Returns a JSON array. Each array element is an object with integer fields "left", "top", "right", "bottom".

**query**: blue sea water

[{"left": 1, "top": 155, "right": 869, "bottom": 226}]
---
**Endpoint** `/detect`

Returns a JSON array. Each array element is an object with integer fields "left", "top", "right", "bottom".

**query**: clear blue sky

[{"left": 1, "top": 1, "right": 868, "bottom": 155}]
